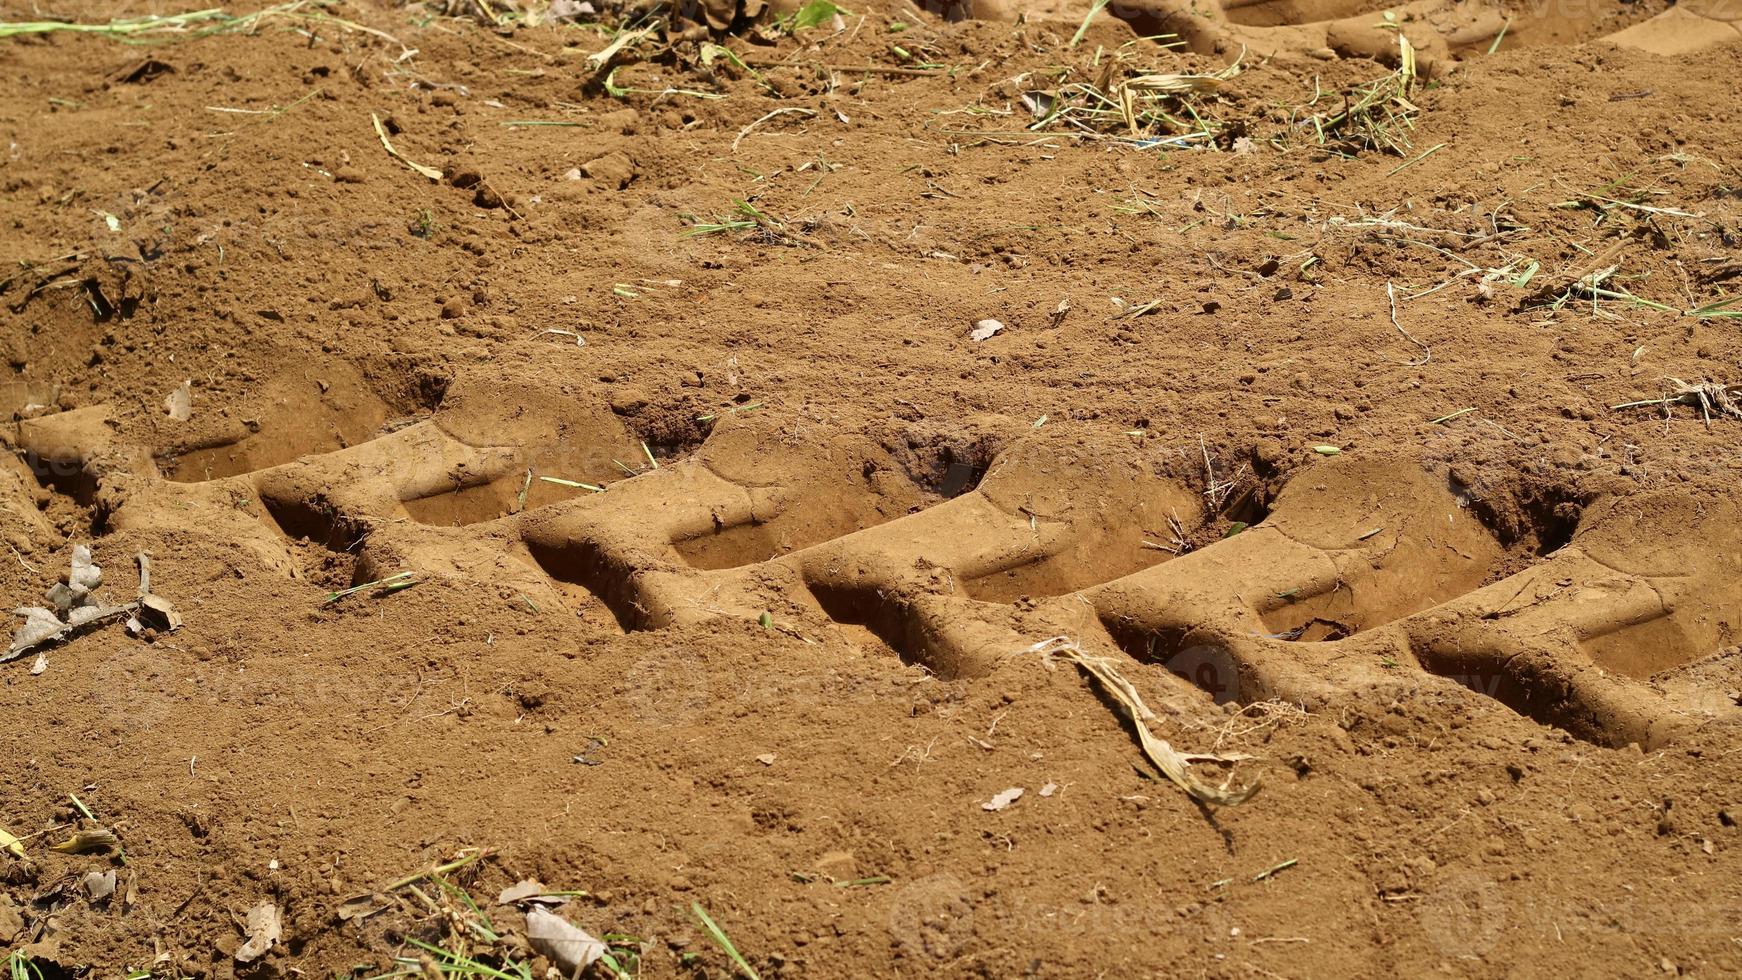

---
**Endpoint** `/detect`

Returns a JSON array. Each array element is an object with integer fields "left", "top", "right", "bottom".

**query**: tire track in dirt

[
  {"left": 4, "top": 2, "right": 1742, "bottom": 975},
  {"left": 21, "top": 374, "right": 1739, "bottom": 752}
]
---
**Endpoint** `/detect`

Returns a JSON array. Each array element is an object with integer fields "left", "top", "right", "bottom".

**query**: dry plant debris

[
  {"left": 1027, "top": 636, "right": 1261, "bottom": 807},
  {"left": 6, "top": 547, "right": 180, "bottom": 665}
]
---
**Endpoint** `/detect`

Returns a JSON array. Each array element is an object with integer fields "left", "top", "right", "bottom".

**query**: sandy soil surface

[{"left": 2, "top": 0, "right": 1741, "bottom": 976}]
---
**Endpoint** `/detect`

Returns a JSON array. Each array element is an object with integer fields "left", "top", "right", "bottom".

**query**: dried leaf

[
  {"left": 9, "top": 607, "right": 65, "bottom": 656},
  {"left": 1029, "top": 637, "right": 1260, "bottom": 807},
  {"left": 236, "top": 902, "right": 281, "bottom": 963},
  {"left": 336, "top": 893, "right": 391, "bottom": 923},
  {"left": 525, "top": 906, "right": 606, "bottom": 975},
  {"left": 981, "top": 787, "right": 1024, "bottom": 811},
  {"left": 543, "top": 0, "right": 594, "bottom": 21},
  {"left": 10, "top": 546, "right": 170, "bottom": 663},
  {"left": 0, "top": 826, "right": 23, "bottom": 858},
  {"left": 66, "top": 604, "right": 127, "bottom": 628},
  {"left": 83, "top": 870, "right": 117, "bottom": 901},
  {"left": 69, "top": 544, "right": 102, "bottom": 591},
  {"left": 50, "top": 827, "right": 120, "bottom": 855},
  {"left": 970, "top": 319, "right": 1005, "bottom": 342},
  {"left": 164, "top": 380, "right": 193, "bottom": 421},
  {"left": 137, "top": 594, "right": 182, "bottom": 632},
  {"left": 45, "top": 583, "right": 80, "bottom": 613},
  {"left": 1124, "top": 73, "right": 1222, "bottom": 94},
  {"left": 497, "top": 879, "right": 551, "bottom": 905},
  {"left": 1019, "top": 91, "right": 1056, "bottom": 118}
]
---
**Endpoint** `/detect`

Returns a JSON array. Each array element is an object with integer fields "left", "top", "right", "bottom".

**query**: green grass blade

[
  {"left": 1070, "top": 0, "right": 1110, "bottom": 48},
  {"left": 1687, "top": 295, "right": 1742, "bottom": 319},
  {"left": 691, "top": 902, "right": 760, "bottom": 980}
]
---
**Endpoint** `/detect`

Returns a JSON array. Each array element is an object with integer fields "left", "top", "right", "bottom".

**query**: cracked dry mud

[{"left": 2, "top": 0, "right": 1741, "bottom": 976}]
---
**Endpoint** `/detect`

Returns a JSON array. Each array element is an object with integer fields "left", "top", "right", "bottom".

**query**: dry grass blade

[
  {"left": 586, "top": 25, "right": 655, "bottom": 70},
  {"left": 0, "top": 7, "right": 226, "bottom": 37},
  {"left": 371, "top": 114, "right": 441, "bottom": 181},
  {"left": 1298, "top": 35, "right": 1419, "bottom": 156},
  {"left": 323, "top": 570, "right": 418, "bottom": 605},
  {"left": 0, "top": 1, "right": 408, "bottom": 54},
  {"left": 1123, "top": 74, "right": 1222, "bottom": 95},
  {"left": 1028, "top": 637, "right": 1261, "bottom": 806},
  {"left": 1069, "top": 0, "right": 1110, "bottom": 47},
  {"left": 1013, "top": 59, "right": 1237, "bottom": 146},
  {"left": 732, "top": 107, "right": 817, "bottom": 152},
  {"left": 1612, "top": 378, "right": 1742, "bottom": 427}
]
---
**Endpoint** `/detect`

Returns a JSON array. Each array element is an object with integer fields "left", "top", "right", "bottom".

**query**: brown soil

[{"left": 3, "top": 0, "right": 1742, "bottom": 977}]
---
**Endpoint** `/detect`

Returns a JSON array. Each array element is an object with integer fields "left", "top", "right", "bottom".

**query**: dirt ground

[{"left": 2, "top": 0, "right": 1742, "bottom": 976}]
